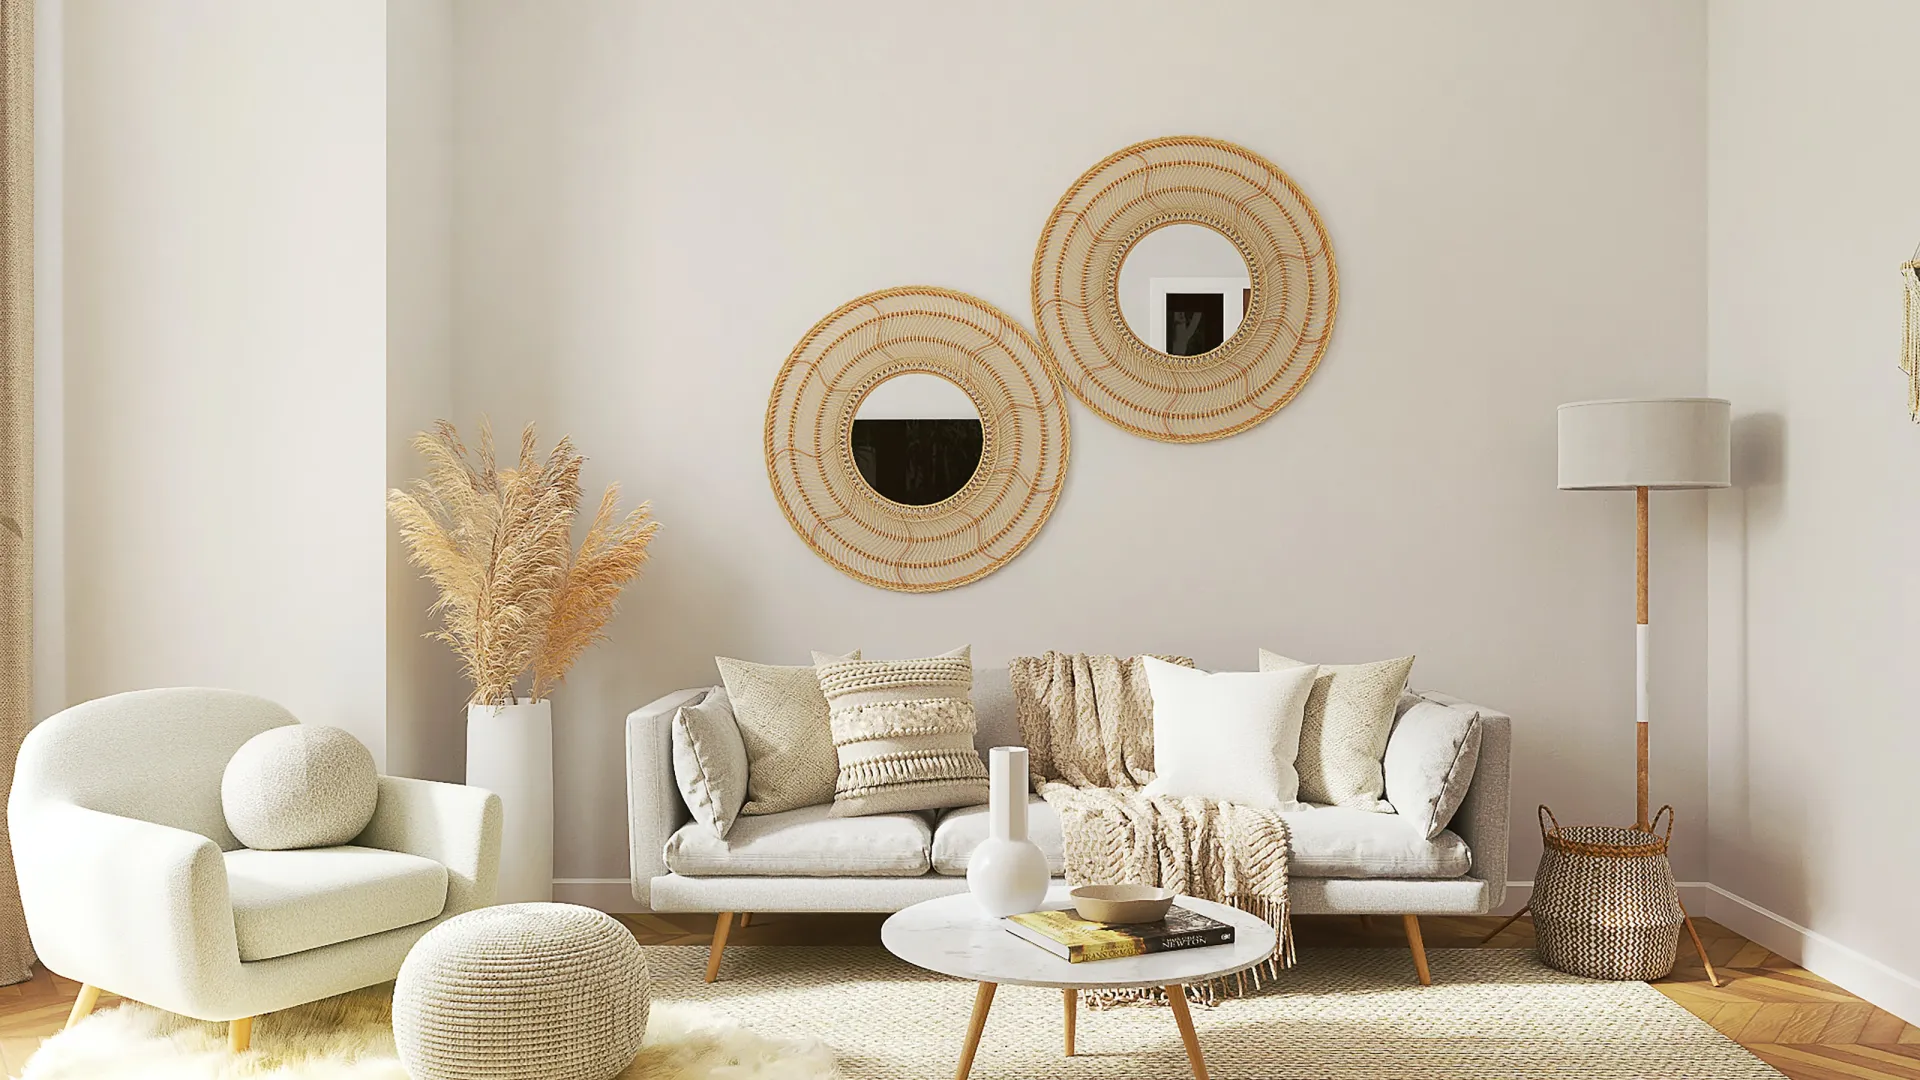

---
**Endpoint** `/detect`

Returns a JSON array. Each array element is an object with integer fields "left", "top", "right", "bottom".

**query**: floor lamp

[{"left": 1557, "top": 398, "right": 1730, "bottom": 830}]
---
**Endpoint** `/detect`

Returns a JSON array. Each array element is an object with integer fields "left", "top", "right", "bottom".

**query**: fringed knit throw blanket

[{"left": 1010, "top": 651, "right": 1296, "bottom": 1000}]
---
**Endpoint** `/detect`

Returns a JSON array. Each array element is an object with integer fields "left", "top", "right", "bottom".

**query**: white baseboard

[
  {"left": 553, "top": 878, "right": 644, "bottom": 913},
  {"left": 1502, "top": 879, "right": 1920, "bottom": 1026},
  {"left": 1498, "top": 879, "right": 1714, "bottom": 916},
  {"left": 1698, "top": 884, "right": 1920, "bottom": 1027}
]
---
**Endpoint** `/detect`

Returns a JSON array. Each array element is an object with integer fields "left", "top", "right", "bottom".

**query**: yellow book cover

[{"left": 1001, "top": 906, "right": 1233, "bottom": 963}]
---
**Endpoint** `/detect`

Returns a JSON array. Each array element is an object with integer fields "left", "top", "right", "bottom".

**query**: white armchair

[{"left": 8, "top": 687, "right": 502, "bottom": 1050}]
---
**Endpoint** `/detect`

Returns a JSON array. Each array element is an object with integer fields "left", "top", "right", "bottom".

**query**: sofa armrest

[
  {"left": 1419, "top": 694, "right": 1512, "bottom": 913},
  {"left": 626, "top": 689, "right": 706, "bottom": 908},
  {"left": 12, "top": 802, "right": 237, "bottom": 1007},
  {"left": 356, "top": 775, "right": 503, "bottom": 916}
]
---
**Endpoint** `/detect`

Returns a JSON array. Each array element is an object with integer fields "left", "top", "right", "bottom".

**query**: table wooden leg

[
  {"left": 1165, "top": 985, "right": 1209, "bottom": 1080},
  {"left": 955, "top": 981, "right": 996, "bottom": 1080},
  {"left": 1063, "top": 988, "right": 1076, "bottom": 1056}
]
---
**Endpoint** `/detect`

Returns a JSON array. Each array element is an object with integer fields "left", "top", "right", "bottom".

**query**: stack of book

[{"left": 1001, "top": 904, "right": 1235, "bottom": 963}]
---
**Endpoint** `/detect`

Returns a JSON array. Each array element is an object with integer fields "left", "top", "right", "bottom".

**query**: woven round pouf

[{"left": 395, "top": 903, "right": 649, "bottom": 1080}]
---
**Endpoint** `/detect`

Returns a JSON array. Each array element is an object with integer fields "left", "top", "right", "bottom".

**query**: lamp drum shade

[{"left": 1557, "top": 398, "right": 1731, "bottom": 490}]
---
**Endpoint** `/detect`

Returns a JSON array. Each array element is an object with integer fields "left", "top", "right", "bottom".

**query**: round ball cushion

[
  {"left": 395, "top": 903, "right": 650, "bottom": 1080},
  {"left": 220, "top": 724, "right": 379, "bottom": 850}
]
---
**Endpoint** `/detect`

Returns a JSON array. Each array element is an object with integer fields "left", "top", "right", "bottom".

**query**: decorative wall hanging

[
  {"left": 766, "top": 287, "right": 1069, "bottom": 592},
  {"left": 1031, "top": 136, "right": 1338, "bottom": 442},
  {"left": 1903, "top": 242, "right": 1919, "bottom": 421}
]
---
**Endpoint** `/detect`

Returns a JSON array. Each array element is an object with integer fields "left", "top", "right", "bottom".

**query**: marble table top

[{"left": 880, "top": 886, "right": 1278, "bottom": 990}]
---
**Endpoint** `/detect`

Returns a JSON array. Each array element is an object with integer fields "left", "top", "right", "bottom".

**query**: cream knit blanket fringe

[{"left": 1012, "top": 652, "right": 1297, "bottom": 1003}]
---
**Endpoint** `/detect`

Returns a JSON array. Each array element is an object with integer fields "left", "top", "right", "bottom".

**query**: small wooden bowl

[{"left": 1070, "top": 884, "right": 1176, "bottom": 924}]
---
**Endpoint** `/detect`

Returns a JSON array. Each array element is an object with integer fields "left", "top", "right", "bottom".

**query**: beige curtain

[{"left": 0, "top": 0, "right": 32, "bottom": 986}]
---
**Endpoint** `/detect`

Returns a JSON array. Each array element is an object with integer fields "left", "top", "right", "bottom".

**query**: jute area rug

[
  {"left": 657, "top": 945, "right": 1788, "bottom": 1080},
  {"left": 24, "top": 947, "right": 1786, "bottom": 1079}
]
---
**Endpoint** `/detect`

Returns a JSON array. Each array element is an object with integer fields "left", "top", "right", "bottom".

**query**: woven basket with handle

[{"left": 1529, "top": 805, "right": 1703, "bottom": 981}]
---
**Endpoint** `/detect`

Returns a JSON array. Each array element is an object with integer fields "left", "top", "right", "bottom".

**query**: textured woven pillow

[
  {"left": 719, "top": 651, "right": 858, "bottom": 816},
  {"left": 671, "top": 687, "right": 749, "bottom": 839},
  {"left": 1139, "top": 657, "right": 1319, "bottom": 811},
  {"left": 1259, "top": 649, "right": 1415, "bottom": 811},
  {"left": 1384, "top": 696, "right": 1484, "bottom": 838},
  {"left": 222, "top": 724, "right": 379, "bottom": 850},
  {"left": 814, "top": 646, "right": 989, "bottom": 818}
]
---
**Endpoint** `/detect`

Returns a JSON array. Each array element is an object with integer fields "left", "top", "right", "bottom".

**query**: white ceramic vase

[
  {"left": 466, "top": 700, "right": 554, "bottom": 904},
  {"left": 967, "top": 746, "right": 1050, "bottom": 917}
]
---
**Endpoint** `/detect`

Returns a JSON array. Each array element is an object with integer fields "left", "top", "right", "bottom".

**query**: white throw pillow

[
  {"left": 1383, "top": 696, "right": 1483, "bottom": 839},
  {"left": 222, "top": 724, "right": 379, "bottom": 850},
  {"left": 671, "top": 687, "right": 749, "bottom": 839},
  {"left": 1139, "top": 657, "right": 1319, "bottom": 811}
]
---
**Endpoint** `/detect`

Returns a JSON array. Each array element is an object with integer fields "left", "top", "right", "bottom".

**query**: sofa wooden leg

[
  {"left": 738, "top": 912, "right": 751, "bottom": 928},
  {"left": 229, "top": 1016, "right": 254, "bottom": 1052},
  {"left": 1403, "top": 914, "right": 1432, "bottom": 986},
  {"left": 65, "top": 984, "right": 102, "bottom": 1029},
  {"left": 705, "top": 912, "right": 735, "bottom": 983}
]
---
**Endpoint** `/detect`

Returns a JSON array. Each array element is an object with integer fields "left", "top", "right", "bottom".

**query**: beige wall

[
  {"left": 59, "top": 1, "right": 390, "bottom": 763},
  {"left": 386, "top": 0, "right": 464, "bottom": 781},
  {"left": 1705, "top": 0, "right": 1920, "bottom": 1022},
  {"left": 447, "top": 0, "right": 1712, "bottom": 893}
]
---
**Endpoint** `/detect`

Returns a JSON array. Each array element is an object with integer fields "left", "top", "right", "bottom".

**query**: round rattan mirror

[
  {"left": 1032, "top": 136, "right": 1338, "bottom": 442},
  {"left": 766, "top": 287, "right": 1069, "bottom": 592}
]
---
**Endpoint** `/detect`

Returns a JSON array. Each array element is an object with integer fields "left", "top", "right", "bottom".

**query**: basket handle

[
  {"left": 1650, "top": 804, "right": 1675, "bottom": 843},
  {"left": 1537, "top": 804, "right": 1562, "bottom": 841}
]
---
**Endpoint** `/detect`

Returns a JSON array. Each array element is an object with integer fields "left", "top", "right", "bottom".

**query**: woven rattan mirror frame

[
  {"left": 1032, "top": 136, "right": 1338, "bottom": 442},
  {"left": 766, "top": 287, "right": 1070, "bottom": 592}
]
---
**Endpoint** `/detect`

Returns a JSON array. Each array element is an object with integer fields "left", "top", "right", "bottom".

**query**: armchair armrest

[
  {"left": 355, "top": 776, "right": 503, "bottom": 916},
  {"left": 12, "top": 802, "right": 236, "bottom": 1007},
  {"left": 626, "top": 689, "right": 705, "bottom": 908}
]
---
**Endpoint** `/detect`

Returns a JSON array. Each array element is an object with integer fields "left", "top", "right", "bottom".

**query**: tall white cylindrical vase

[
  {"left": 467, "top": 701, "right": 554, "bottom": 903},
  {"left": 967, "top": 746, "right": 1049, "bottom": 917}
]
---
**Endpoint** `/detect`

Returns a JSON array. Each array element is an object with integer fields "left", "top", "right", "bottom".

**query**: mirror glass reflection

[
  {"left": 850, "top": 372, "right": 983, "bottom": 506},
  {"left": 1116, "top": 223, "right": 1252, "bottom": 357}
]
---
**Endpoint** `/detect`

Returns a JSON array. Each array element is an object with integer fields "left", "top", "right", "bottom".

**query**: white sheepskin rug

[{"left": 21, "top": 986, "right": 841, "bottom": 1080}]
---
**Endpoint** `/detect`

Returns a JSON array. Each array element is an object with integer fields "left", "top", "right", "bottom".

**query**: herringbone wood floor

[{"left": 0, "top": 915, "right": 1913, "bottom": 1078}]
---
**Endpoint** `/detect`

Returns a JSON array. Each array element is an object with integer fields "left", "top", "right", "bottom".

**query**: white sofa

[
  {"left": 627, "top": 666, "right": 1510, "bottom": 984},
  {"left": 10, "top": 688, "right": 503, "bottom": 1049}
]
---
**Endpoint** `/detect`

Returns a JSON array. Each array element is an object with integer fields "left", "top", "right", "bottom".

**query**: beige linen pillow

[
  {"left": 1139, "top": 657, "right": 1320, "bottom": 811},
  {"left": 1258, "top": 649, "right": 1415, "bottom": 811},
  {"left": 815, "top": 646, "right": 989, "bottom": 818},
  {"left": 718, "top": 650, "right": 858, "bottom": 816},
  {"left": 670, "top": 688, "right": 749, "bottom": 839}
]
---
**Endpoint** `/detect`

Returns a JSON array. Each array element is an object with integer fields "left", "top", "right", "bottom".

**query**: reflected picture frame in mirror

[{"left": 1114, "top": 220, "right": 1256, "bottom": 360}]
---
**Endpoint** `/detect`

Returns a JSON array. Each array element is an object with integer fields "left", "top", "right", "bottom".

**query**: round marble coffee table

[{"left": 881, "top": 887, "right": 1277, "bottom": 1080}]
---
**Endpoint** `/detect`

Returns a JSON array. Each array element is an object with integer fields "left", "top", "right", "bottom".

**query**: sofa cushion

[
  {"left": 930, "top": 797, "right": 1066, "bottom": 876},
  {"left": 931, "top": 800, "right": 1468, "bottom": 881},
  {"left": 663, "top": 803, "right": 931, "bottom": 877},
  {"left": 1282, "top": 805, "right": 1471, "bottom": 879},
  {"left": 225, "top": 846, "right": 448, "bottom": 962}
]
